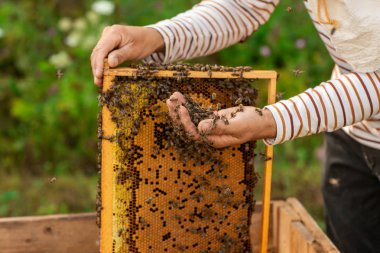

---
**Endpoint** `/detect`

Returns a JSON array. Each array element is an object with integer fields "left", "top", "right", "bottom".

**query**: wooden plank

[
  {"left": 278, "top": 204, "right": 301, "bottom": 253},
  {"left": 271, "top": 201, "right": 286, "bottom": 253},
  {"left": 260, "top": 77, "right": 277, "bottom": 253},
  {"left": 0, "top": 213, "right": 99, "bottom": 253},
  {"left": 101, "top": 62, "right": 115, "bottom": 253},
  {"left": 250, "top": 202, "right": 277, "bottom": 253},
  {"left": 286, "top": 198, "right": 339, "bottom": 253},
  {"left": 104, "top": 67, "right": 277, "bottom": 79},
  {"left": 290, "top": 221, "right": 313, "bottom": 253}
]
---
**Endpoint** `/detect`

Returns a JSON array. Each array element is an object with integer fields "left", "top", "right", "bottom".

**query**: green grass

[{"left": 0, "top": 171, "right": 98, "bottom": 217}]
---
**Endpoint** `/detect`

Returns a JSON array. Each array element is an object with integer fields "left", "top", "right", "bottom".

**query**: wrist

[
  {"left": 145, "top": 27, "right": 165, "bottom": 53},
  {"left": 261, "top": 109, "right": 277, "bottom": 139}
]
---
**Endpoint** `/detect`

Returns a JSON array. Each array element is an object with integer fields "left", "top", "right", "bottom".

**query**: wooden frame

[
  {"left": 101, "top": 63, "right": 277, "bottom": 253},
  {"left": 0, "top": 199, "right": 338, "bottom": 253}
]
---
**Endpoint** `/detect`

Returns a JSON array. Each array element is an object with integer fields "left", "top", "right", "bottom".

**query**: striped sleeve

[
  {"left": 144, "top": 0, "right": 279, "bottom": 63},
  {"left": 264, "top": 72, "right": 380, "bottom": 145}
]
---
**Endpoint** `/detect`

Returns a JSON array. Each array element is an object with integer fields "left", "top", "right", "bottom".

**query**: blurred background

[{"left": 0, "top": 0, "right": 333, "bottom": 228}]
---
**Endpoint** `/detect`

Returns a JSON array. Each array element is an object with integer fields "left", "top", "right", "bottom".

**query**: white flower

[
  {"left": 65, "top": 32, "right": 81, "bottom": 47},
  {"left": 73, "top": 18, "right": 86, "bottom": 31},
  {"left": 86, "top": 11, "right": 100, "bottom": 24},
  {"left": 92, "top": 1, "right": 115, "bottom": 15},
  {"left": 58, "top": 18, "right": 72, "bottom": 32},
  {"left": 81, "top": 35, "right": 97, "bottom": 50},
  {"left": 49, "top": 51, "right": 71, "bottom": 69},
  {"left": 0, "top": 28, "right": 4, "bottom": 38}
]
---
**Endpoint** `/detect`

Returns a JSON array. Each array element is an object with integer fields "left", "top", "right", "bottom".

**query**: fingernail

[{"left": 109, "top": 56, "right": 117, "bottom": 67}]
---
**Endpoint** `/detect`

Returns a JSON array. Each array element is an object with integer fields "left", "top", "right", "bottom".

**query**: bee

[
  {"left": 211, "top": 93, "right": 217, "bottom": 102},
  {"left": 49, "top": 177, "right": 56, "bottom": 183},
  {"left": 169, "top": 97, "right": 178, "bottom": 102},
  {"left": 145, "top": 196, "right": 155, "bottom": 204},
  {"left": 56, "top": 69, "right": 64, "bottom": 79},
  {"left": 190, "top": 193, "right": 204, "bottom": 202},
  {"left": 293, "top": 68, "right": 305, "bottom": 77},
  {"left": 173, "top": 215, "right": 181, "bottom": 220},
  {"left": 152, "top": 105, "right": 161, "bottom": 111},
  {"left": 259, "top": 152, "right": 272, "bottom": 161},
  {"left": 255, "top": 108, "right": 263, "bottom": 116},
  {"left": 216, "top": 103, "right": 222, "bottom": 111},
  {"left": 221, "top": 115, "right": 229, "bottom": 125},
  {"left": 207, "top": 69, "right": 212, "bottom": 78},
  {"left": 230, "top": 111, "right": 237, "bottom": 118},
  {"left": 138, "top": 217, "right": 148, "bottom": 229},
  {"left": 177, "top": 245, "right": 187, "bottom": 252},
  {"left": 238, "top": 104, "right": 244, "bottom": 112},
  {"left": 276, "top": 92, "right": 285, "bottom": 101},
  {"left": 234, "top": 97, "right": 243, "bottom": 105},
  {"left": 286, "top": 6, "right": 292, "bottom": 12}
]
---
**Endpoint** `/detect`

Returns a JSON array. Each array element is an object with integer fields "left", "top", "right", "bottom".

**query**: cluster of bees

[{"left": 98, "top": 63, "right": 260, "bottom": 253}]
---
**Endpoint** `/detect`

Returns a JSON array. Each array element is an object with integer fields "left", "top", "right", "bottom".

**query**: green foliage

[{"left": 0, "top": 0, "right": 332, "bottom": 221}]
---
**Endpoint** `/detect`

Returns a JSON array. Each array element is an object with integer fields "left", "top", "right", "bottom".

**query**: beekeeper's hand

[{"left": 91, "top": 25, "right": 164, "bottom": 86}]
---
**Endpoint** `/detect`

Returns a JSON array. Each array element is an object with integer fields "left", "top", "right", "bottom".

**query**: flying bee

[
  {"left": 259, "top": 152, "right": 272, "bottom": 161},
  {"left": 293, "top": 68, "right": 305, "bottom": 77},
  {"left": 56, "top": 69, "right": 64, "bottom": 79},
  {"left": 276, "top": 92, "right": 285, "bottom": 101},
  {"left": 49, "top": 177, "right": 56, "bottom": 183},
  {"left": 286, "top": 6, "right": 292, "bottom": 12}
]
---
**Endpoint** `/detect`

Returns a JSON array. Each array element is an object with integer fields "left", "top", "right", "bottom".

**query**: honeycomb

[{"left": 99, "top": 64, "right": 261, "bottom": 253}]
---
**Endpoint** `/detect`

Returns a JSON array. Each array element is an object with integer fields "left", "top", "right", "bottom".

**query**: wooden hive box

[{"left": 0, "top": 199, "right": 339, "bottom": 253}]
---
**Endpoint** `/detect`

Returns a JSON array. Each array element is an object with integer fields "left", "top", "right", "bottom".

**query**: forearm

[
  {"left": 145, "top": 0, "right": 279, "bottom": 63},
  {"left": 264, "top": 72, "right": 380, "bottom": 145}
]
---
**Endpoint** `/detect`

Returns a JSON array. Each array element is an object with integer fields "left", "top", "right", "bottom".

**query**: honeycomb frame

[{"left": 100, "top": 62, "right": 277, "bottom": 253}]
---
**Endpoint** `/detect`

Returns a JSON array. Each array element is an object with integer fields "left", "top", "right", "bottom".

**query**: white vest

[{"left": 309, "top": 0, "right": 380, "bottom": 73}]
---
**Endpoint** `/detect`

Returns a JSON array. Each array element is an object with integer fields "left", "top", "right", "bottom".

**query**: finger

[
  {"left": 91, "top": 27, "right": 122, "bottom": 85},
  {"left": 198, "top": 118, "right": 229, "bottom": 135},
  {"left": 203, "top": 134, "right": 240, "bottom": 148},
  {"left": 166, "top": 98, "right": 180, "bottom": 124},
  {"left": 108, "top": 44, "right": 136, "bottom": 67},
  {"left": 177, "top": 106, "right": 200, "bottom": 141},
  {"left": 170, "top": 91, "right": 186, "bottom": 105}
]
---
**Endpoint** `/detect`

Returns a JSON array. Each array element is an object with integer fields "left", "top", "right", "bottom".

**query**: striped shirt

[{"left": 145, "top": 0, "right": 380, "bottom": 149}]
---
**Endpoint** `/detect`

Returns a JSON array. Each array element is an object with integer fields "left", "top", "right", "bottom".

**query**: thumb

[{"left": 108, "top": 44, "right": 138, "bottom": 67}]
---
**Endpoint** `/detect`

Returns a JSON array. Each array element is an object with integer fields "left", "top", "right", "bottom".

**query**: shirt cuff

[
  {"left": 144, "top": 23, "right": 174, "bottom": 64},
  {"left": 262, "top": 105, "right": 285, "bottom": 146}
]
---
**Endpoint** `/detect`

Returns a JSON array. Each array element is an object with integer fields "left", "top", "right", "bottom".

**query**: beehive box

[
  {"left": 0, "top": 199, "right": 339, "bottom": 253},
  {"left": 98, "top": 63, "right": 277, "bottom": 253}
]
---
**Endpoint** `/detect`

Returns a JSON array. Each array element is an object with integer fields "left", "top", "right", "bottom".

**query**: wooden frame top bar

[{"left": 104, "top": 67, "right": 277, "bottom": 79}]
